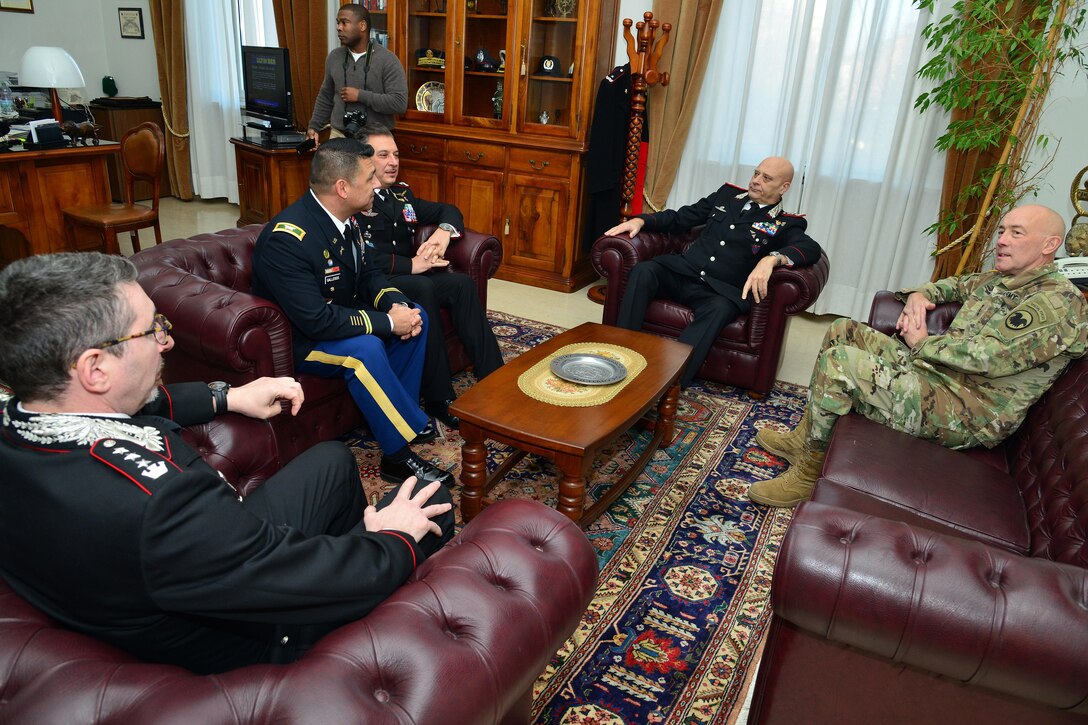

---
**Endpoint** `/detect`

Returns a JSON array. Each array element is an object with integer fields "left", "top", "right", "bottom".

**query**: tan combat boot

[
  {"left": 754, "top": 408, "right": 810, "bottom": 466},
  {"left": 748, "top": 446, "right": 826, "bottom": 508}
]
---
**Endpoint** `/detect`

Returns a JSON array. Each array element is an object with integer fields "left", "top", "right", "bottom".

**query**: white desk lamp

[{"left": 19, "top": 46, "right": 86, "bottom": 124}]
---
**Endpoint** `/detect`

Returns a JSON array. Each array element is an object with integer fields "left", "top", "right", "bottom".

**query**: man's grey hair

[
  {"left": 0, "top": 252, "right": 138, "bottom": 401},
  {"left": 309, "top": 137, "right": 375, "bottom": 193}
]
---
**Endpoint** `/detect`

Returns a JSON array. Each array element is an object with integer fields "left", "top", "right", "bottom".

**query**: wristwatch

[
  {"left": 209, "top": 381, "right": 230, "bottom": 414},
  {"left": 437, "top": 222, "right": 460, "bottom": 237},
  {"left": 769, "top": 250, "right": 788, "bottom": 266}
]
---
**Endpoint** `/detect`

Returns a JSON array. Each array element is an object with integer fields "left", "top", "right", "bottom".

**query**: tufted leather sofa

[
  {"left": 0, "top": 497, "right": 597, "bottom": 724},
  {"left": 130, "top": 224, "right": 502, "bottom": 490},
  {"left": 591, "top": 229, "right": 829, "bottom": 395},
  {"left": 749, "top": 291, "right": 1088, "bottom": 724}
]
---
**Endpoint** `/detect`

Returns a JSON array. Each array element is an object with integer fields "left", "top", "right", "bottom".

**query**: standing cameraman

[{"left": 306, "top": 4, "right": 407, "bottom": 146}]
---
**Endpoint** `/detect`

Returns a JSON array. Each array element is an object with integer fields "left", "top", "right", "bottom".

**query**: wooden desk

[
  {"left": 0, "top": 143, "right": 119, "bottom": 267},
  {"left": 230, "top": 138, "right": 312, "bottom": 226}
]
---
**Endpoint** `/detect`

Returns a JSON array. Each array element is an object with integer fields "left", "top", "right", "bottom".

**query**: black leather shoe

[
  {"left": 380, "top": 452, "right": 455, "bottom": 487},
  {"left": 425, "top": 399, "right": 460, "bottom": 429},
  {"left": 414, "top": 420, "right": 438, "bottom": 444}
]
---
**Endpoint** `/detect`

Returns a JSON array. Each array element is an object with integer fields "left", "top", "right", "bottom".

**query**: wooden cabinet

[
  {"left": 89, "top": 102, "right": 172, "bottom": 202},
  {"left": 380, "top": 0, "right": 618, "bottom": 291},
  {"left": 230, "top": 138, "right": 313, "bottom": 226}
]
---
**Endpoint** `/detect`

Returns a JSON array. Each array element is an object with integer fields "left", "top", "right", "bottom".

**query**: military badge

[
  {"left": 752, "top": 220, "right": 785, "bottom": 236},
  {"left": 402, "top": 203, "right": 418, "bottom": 224},
  {"left": 272, "top": 222, "right": 306, "bottom": 241},
  {"left": 1005, "top": 309, "right": 1033, "bottom": 330}
]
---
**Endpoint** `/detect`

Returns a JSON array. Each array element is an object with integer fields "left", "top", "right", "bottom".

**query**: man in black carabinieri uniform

[
  {"left": 252, "top": 137, "right": 455, "bottom": 487},
  {"left": 0, "top": 252, "right": 453, "bottom": 674},
  {"left": 356, "top": 125, "right": 504, "bottom": 427},
  {"left": 605, "top": 157, "right": 823, "bottom": 387}
]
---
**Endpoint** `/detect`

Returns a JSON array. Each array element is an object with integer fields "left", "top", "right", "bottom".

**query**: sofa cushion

[{"left": 816, "top": 414, "right": 1029, "bottom": 554}]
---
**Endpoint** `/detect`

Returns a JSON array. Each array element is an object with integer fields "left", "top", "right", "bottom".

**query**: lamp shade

[{"left": 19, "top": 46, "right": 85, "bottom": 89}]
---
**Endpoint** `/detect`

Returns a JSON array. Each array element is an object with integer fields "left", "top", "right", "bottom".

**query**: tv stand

[
  {"left": 240, "top": 122, "right": 305, "bottom": 148},
  {"left": 230, "top": 137, "right": 313, "bottom": 226}
]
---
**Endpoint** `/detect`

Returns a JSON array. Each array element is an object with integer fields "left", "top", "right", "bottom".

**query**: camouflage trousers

[{"left": 805, "top": 318, "right": 980, "bottom": 450}]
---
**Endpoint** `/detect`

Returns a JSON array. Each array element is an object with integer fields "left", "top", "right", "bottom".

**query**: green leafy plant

[{"left": 915, "top": 0, "right": 1087, "bottom": 275}]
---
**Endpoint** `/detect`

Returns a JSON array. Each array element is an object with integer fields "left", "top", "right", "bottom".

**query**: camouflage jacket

[{"left": 897, "top": 263, "right": 1088, "bottom": 447}]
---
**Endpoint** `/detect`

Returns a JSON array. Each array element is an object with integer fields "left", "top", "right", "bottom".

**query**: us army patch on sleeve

[
  {"left": 272, "top": 222, "right": 306, "bottom": 241},
  {"left": 1002, "top": 300, "right": 1054, "bottom": 339}
]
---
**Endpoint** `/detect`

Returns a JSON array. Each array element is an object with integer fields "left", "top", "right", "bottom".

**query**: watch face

[{"left": 209, "top": 381, "right": 229, "bottom": 392}]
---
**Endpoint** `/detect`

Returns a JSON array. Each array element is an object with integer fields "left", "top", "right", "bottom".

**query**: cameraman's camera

[{"left": 343, "top": 109, "right": 368, "bottom": 137}]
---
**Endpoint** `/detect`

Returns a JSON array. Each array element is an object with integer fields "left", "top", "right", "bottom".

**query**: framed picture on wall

[
  {"left": 0, "top": 0, "right": 35, "bottom": 13},
  {"left": 118, "top": 7, "right": 145, "bottom": 39}
]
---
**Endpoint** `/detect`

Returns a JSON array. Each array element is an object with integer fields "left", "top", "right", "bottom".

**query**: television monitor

[{"left": 241, "top": 45, "right": 293, "bottom": 128}]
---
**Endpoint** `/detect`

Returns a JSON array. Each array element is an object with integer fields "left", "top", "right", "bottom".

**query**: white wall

[
  {"left": 0, "top": 0, "right": 159, "bottom": 103},
  {"left": 1026, "top": 64, "right": 1088, "bottom": 229}
]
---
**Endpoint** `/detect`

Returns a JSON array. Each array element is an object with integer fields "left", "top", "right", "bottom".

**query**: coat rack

[{"left": 620, "top": 11, "right": 671, "bottom": 220}]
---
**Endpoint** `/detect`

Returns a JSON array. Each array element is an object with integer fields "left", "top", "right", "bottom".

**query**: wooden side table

[{"left": 230, "top": 138, "right": 313, "bottom": 226}]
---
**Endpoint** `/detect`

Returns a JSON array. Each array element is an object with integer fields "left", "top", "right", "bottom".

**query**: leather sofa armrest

[
  {"left": 413, "top": 224, "right": 503, "bottom": 306},
  {"left": 137, "top": 270, "right": 295, "bottom": 380},
  {"left": 591, "top": 230, "right": 697, "bottom": 326},
  {"left": 867, "top": 290, "right": 962, "bottom": 337},
  {"left": 773, "top": 501, "right": 1088, "bottom": 713},
  {"left": 766, "top": 252, "right": 830, "bottom": 315},
  {"left": 0, "top": 500, "right": 598, "bottom": 723}
]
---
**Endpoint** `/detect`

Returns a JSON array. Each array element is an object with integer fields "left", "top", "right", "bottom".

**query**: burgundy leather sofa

[
  {"left": 0, "top": 496, "right": 597, "bottom": 724},
  {"left": 750, "top": 291, "right": 1088, "bottom": 724},
  {"left": 130, "top": 224, "right": 502, "bottom": 490},
  {"left": 591, "top": 229, "right": 829, "bottom": 395}
]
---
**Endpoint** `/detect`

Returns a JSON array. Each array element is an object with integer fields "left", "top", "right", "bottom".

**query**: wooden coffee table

[{"left": 450, "top": 322, "right": 692, "bottom": 527}]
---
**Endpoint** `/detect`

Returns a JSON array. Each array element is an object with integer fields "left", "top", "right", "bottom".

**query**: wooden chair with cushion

[{"left": 63, "top": 120, "right": 164, "bottom": 255}]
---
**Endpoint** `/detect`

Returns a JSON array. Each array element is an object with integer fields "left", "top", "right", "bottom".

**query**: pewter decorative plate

[{"left": 550, "top": 354, "right": 627, "bottom": 385}]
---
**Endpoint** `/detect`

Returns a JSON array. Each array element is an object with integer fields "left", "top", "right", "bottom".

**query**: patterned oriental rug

[{"left": 341, "top": 311, "right": 808, "bottom": 725}]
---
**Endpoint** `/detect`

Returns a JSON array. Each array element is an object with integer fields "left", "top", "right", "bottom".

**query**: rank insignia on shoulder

[
  {"left": 273, "top": 222, "right": 306, "bottom": 241},
  {"left": 90, "top": 438, "right": 182, "bottom": 495}
]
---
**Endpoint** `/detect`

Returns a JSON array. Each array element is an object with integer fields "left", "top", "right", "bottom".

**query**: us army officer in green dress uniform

[{"left": 750, "top": 204, "right": 1088, "bottom": 508}]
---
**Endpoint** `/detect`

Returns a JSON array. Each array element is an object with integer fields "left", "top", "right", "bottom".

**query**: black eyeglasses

[{"left": 96, "top": 313, "right": 172, "bottom": 349}]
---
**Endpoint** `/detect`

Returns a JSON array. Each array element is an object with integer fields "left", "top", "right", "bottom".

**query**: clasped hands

[
  {"left": 896, "top": 291, "right": 934, "bottom": 348},
  {"left": 411, "top": 228, "right": 452, "bottom": 273},
  {"left": 389, "top": 303, "right": 424, "bottom": 340}
]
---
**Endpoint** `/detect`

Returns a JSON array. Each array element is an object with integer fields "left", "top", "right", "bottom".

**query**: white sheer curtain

[
  {"left": 668, "top": 0, "right": 951, "bottom": 320},
  {"left": 184, "top": 0, "right": 277, "bottom": 203}
]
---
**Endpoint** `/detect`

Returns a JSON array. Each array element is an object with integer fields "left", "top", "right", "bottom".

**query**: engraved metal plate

[{"left": 549, "top": 354, "right": 627, "bottom": 385}]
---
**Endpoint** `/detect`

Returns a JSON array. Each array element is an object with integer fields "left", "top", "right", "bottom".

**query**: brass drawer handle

[
  {"left": 464, "top": 151, "right": 485, "bottom": 162},
  {"left": 529, "top": 159, "right": 550, "bottom": 171},
  {"left": 410, "top": 143, "right": 428, "bottom": 154}
]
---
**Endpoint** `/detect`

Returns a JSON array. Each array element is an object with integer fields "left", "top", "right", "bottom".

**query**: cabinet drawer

[
  {"left": 447, "top": 139, "right": 505, "bottom": 170},
  {"left": 396, "top": 133, "right": 444, "bottom": 162},
  {"left": 508, "top": 148, "right": 572, "bottom": 178}
]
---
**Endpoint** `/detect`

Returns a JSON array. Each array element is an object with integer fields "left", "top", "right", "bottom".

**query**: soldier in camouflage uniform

[{"left": 749, "top": 204, "right": 1088, "bottom": 507}]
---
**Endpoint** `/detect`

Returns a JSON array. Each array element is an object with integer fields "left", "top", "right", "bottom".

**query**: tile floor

[
  {"left": 155, "top": 195, "right": 834, "bottom": 723},
  {"left": 154, "top": 196, "right": 837, "bottom": 387}
]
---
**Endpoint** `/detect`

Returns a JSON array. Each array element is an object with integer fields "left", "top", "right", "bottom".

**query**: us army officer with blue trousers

[{"left": 253, "top": 137, "right": 454, "bottom": 487}]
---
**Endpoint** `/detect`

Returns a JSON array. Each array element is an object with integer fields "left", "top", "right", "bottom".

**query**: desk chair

[{"left": 63, "top": 121, "right": 164, "bottom": 255}]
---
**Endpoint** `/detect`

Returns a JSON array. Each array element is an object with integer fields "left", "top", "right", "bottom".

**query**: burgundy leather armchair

[
  {"left": 750, "top": 291, "right": 1088, "bottom": 724},
  {"left": 131, "top": 224, "right": 502, "bottom": 488},
  {"left": 591, "top": 229, "right": 829, "bottom": 395},
  {"left": 0, "top": 497, "right": 598, "bottom": 724}
]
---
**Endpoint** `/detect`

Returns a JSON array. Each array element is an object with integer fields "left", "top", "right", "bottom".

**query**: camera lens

[{"left": 343, "top": 109, "right": 367, "bottom": 137}]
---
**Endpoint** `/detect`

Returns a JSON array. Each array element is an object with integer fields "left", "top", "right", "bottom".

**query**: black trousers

[
  {"left": 243, "top": 441, "right": 455, "bottom": 660},
  {"left": 389, "top": 270, "right": 504, "bottom": 402},
  {"left": 616, "top": 257, "right": 741, "bottom": 387}
]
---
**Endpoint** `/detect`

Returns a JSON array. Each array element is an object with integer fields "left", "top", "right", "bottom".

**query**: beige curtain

[
  {"left": 643, "top": 0, "right": 725, "bottom": 211},
  {"left": 271, "top": 0, "right": 331, "bottom": 132},
  {"left": 147, "top": 0, "right": 193, "bottom": 200}
]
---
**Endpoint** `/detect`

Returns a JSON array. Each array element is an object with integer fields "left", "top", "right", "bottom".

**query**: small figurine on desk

[{"left": 60, "top": 121, "right": 101, "bottom": 147}]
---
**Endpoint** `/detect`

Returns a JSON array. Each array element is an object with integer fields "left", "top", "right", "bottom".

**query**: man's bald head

[
  {"left": 995, "top": 204, "right": 1066, "bottom": 276},
  {"left": 749, "top": 157, "right": 796, "bottom": 205}
]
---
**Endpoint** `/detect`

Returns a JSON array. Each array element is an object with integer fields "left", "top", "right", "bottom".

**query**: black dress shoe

[
  {"left": 414, "top": 420, "right": 438, "bottom": 444},
  {"left": 425, "top": 399, "right": 460, "bottom": 429},
  {"left": 380, "top": 452, "right": 455, "bottom": 487}
]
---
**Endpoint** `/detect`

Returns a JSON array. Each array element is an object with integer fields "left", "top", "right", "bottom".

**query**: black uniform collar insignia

[
  {"left": 390, "top": 188, "right": 409, "bottom": 203},
  {"left": 2, "top": 395, "right": 166, "bottom": 452}
]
